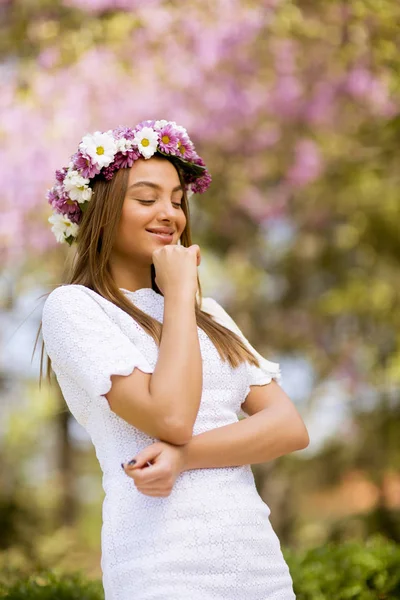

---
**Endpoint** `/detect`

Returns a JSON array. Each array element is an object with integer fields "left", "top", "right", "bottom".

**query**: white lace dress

[{"left": 41, "top": 284, "right": 296, "bottom": 600}]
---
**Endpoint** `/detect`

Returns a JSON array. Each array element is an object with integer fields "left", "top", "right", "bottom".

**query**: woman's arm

[
  {"left": 106, "top": 290, "right": 202, "bottom": 445},
  {"left": 123, "top": 382, "right": 309, "bottom": 495},
  {"left": 181, "top": 381, "right": 309, "bottom": 471},
  {"left": 149, "top": 290, "right": 203, "bottom": 441}
]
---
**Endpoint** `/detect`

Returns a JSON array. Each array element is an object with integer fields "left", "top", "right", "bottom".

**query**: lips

[
  {"left": 146, "top": 228, "right": 174, "bottom": 243},
  {"left": 146, "top": 228, "right": 175, "bottom": 235}
]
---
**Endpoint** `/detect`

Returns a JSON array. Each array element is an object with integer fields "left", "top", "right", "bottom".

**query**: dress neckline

[{"left": 119, "top": 287, "right": 164, "bottom": 299}]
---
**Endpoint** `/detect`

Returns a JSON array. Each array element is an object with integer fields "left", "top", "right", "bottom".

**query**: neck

[{"left": 109, "top": 255, "right": 153, "bottom": 293}]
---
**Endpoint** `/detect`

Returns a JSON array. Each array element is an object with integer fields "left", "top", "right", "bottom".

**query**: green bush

[
  {"left": 285, "top": 535, "right": 400, "bottom": 599},
  {"left": 1, "top": 536, "right": 399, "bottom": 599},
  {"left": 0, "top": 570, "right": 104, "bottom": 600}
]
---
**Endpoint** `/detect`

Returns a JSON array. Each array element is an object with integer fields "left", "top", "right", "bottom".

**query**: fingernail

[
  {"left": 121, "top": 463, "right": 125, "bottom": 470},
  {"left": 128, "top": 459, "right": 137, "bottom": 466}
]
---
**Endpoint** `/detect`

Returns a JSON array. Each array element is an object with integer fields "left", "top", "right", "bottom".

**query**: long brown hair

[{"left": 35, "top": 154, "right": 260, "bottom": 388}]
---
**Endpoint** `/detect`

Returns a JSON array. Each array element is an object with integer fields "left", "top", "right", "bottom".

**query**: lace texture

[
  {"left": 201, "top": 297, "right": 282, "bottom": 401},
  {"left": 41, "top": 285, "right": 295, "bottom": 600}
]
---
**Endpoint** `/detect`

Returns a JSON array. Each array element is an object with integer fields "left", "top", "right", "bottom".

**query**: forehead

[{"left": 127, "top": 156, "right": 181, "bottom": 187}]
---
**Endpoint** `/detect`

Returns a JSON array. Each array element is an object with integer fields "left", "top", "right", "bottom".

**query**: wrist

[
  {"left": 164, "top": 288, "right": 196, "bottom": 304},
  {"left": 179, "top": 442, "right": 191, "bottom": 473}
]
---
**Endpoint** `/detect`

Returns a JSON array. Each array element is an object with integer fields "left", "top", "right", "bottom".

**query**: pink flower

[
  {"left": 46, "top": 120, "right": 211, "bottom": 244},
  {"left": 102, "top": 163, "right": 119, "bottom": 181},
  {"left": 73, "top": 151, "right": 101, "bottom": 178},
  {"left": 158, "top": 124, "right": 179, "bottom": 154},
  {"left": 55, "top": 167, "right": 68, "bottom": 183},
  {"left": 113, "top": 149, "right": 140, "bottom": 169},
  {"left": 191, "top": 171, "right": 212, "bottom": 194},
  {"left": 113, "top": 126, "right": 136, "bottom": 140},
  {"left": 46, "top": 187, "right": 82, "bottom": 221},
  {"left": 175, "top": 132, "right": 195, "bottom": 160}
]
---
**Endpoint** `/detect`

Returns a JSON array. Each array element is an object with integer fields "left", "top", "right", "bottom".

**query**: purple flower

[
  {"left": 73, "top": 150, "right": 101, "bottom": 178},
  {"left": 158, "top": 124, "right": 179, "bottom": 154},
  {"left": 67, "top": 209, "right": 82, "bottom": 224},
  {"left": 47, "top": 119, "right": 212, "bottom": 245},
  {"left": 47, "top": 186, "right": 82, "bottom": 221},
  {"left": 134, "top": 119, "right": 156, "bottom": 133},
  {"left": 102, "top": 163, "right": 119, "bottom": 180},
  {"left": 191, "top": 171, "right": 212, "bottom": 194},
  {"left": 46, "top": 187, "right": 59, "bottom": 207},
  {"left": 176, "top": 132, "right": 195, "bottom": 160},
  {"left": 55, "top": 168, "right": 68, "bottom": 183},
  {"left": 113, "top": 149, "right": 140, "bottom": 169},
  {"left": 192, "top": 155, "right": 205, "bottom": 167},
  {"left": 113, "top": 126, "right": 136, "bottom": 141}
]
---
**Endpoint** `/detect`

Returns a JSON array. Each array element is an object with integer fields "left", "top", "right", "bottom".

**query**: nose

[{"left": 155, "top": 198, "right": 177, "bottom": 220}]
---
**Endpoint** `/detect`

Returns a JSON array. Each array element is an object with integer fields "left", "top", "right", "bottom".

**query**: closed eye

[{"left": 136, "top": 200, "right": 182, "bottom": 208}]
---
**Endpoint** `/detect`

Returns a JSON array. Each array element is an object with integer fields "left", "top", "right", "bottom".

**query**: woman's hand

[
  {"left": 121, "top": 441, "right": 188, "bottom": 497},
  {"left": 152, "top": 244, "right": 201, "bottom": 297}
]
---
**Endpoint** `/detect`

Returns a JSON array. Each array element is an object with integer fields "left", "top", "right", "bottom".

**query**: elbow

[
  {"left": 296, "top": 430, "right": 310, "bottom": 450},
  {"left": 283, "top": 410, "right": 309, "bottom": 451},
  {"left": 172, "top": 425, "right": 193, "bottom": 446},
  {"left": 293, "top": 420, "right": 310, "bottom": 450},
  {"left": 162, "top": 417, "right": 193, "bottom": 445}
]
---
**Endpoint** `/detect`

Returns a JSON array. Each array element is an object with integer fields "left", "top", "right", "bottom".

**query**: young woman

[{"left": 39, "top": 119, "right": 309, "bottom": 599}]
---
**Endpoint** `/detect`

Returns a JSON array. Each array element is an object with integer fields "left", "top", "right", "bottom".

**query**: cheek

[
  {"left": 113, "top": 208, "right": 141, "bottom": 250},
  {"left": 178, "top": 211, "right": 187, "bottom": 232},
  {"left": 118, "top": 205, "right": 145, "bottom": 234}
]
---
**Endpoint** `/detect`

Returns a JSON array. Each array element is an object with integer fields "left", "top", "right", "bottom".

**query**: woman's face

[{"left": 113, "top": 156, "right": 187, "bottom": 262}]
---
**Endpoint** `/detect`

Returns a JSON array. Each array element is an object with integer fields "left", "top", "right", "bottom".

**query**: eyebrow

[{"left": 128, "top": 181, "right": 183, "bottom": 192}]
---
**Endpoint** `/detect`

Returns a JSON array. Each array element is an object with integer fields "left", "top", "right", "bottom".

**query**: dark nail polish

[
  {"left": 128, "top": 459, "right": 137, "bottom": 466},
  {"left": 121, "top": 463, "right": 125, "bottom": 469}
]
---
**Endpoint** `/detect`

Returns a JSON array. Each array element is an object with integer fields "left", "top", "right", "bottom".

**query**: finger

[
  {"left": 129, "top": 469, "right": 169, "bottom": 485},
  {"left": 127, "top": 460, "right": 153, "bottom": 470},
  {"left": 188, "top": 245, "right": 201, "bottom": 266},
  {"left": 122, "top": 463, "right": 150, "bottom": 481},
  {"left": 129, "top": 473, "right": 165, "bottom": 486},
  {"left": 125, "top": 464, "right": 168, "bottom": 484},
  {"left": 126, "top": 452, "right": 158, "bottom": 468},
  {"left": 194, "top": 245, "right": 201, "bottom": 266}
]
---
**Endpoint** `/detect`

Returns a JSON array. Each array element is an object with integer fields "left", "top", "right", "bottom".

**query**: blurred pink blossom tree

[
  {"left": 1, "top": 0, "right": 400, "bottom": 388},
  {"left": 1, "top": 0, "right": 397, "bottom": 266}
]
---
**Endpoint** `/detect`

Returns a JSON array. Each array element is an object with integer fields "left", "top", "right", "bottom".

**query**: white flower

[
  {"left": 71, "top": 185, "right": 92, "bottom": 203},
  {"left": 154, "top": 119, "right": 169, "bottom": 130},
  {"left": 48, "top": 213, "right": 79, "bottom": 243},
  {"left": 174, "top": 123, "right": 188, "bottom": 135},
  {"left": 64, "top": 169, "right": 89, "bottom": 189},
  {"left": 63, "top": 169, "right": 92, "bottom": 204},
  {"left": 79, "top": 131, "right": 117, "bottom": 168},
  {"left": 116, "top": 138, "right": 134, "bottom": 153},
  {"left": 133, "top": 127, "right": 159, "bottom": 159}
]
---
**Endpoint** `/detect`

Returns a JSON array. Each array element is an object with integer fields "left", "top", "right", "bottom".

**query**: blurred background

[{"left": 1, "top": 0, "right": 400, "bottom": 596}]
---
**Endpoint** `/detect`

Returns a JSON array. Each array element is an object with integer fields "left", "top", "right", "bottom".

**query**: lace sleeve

[{"left": 41, "top": 286, "right": 153, "bottom": 402}]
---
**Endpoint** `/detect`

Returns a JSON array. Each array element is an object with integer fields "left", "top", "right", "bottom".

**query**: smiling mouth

[{"left": 146, "top": 230, "right": 174, "bottom": 241}]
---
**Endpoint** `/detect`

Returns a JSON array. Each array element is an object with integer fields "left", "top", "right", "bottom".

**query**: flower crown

[{"left": 46, "top": 119, "right": 212, "bottom": 246}]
